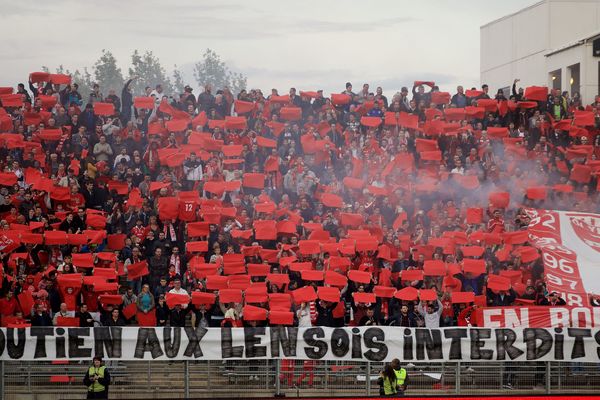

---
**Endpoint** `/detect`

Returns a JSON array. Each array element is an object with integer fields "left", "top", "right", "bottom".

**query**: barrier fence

[{"left": 3, "top": 360, "right": 600, "bottom": 399}]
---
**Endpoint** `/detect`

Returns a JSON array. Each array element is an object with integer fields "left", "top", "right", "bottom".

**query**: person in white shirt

[
  {"left": 113, "top": 148, "right": 131, "bottom": 168},
  {"left": 450, "top": 159, "right": 465, "bottom": 175},
  {"left": 52, "top": 302, "right": 74, "bottom": 325},
  {"left": 151, "top": 84, "right": 166, "bottom": 105},
  {"left": 416, "top": 299, "right": 443, "bottom": 328},
  {"left": 169, "top": 279, "right": 189, "bottom": 309}
]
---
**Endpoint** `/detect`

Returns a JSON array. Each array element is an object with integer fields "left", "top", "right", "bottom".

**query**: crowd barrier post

[
  {"left": 147, "top": 360, "right": 151, "bottom": 386},
  {"left": 545, "top": 361, "right": 551, "bottom": 394},
  {"left": 0, "top": 360, "right": 4, "bottom": 400},
  {"left": 184, "top": 360, "right": 190, "bottom": 398},
  {"left": 274, "top": 359, "right": 282, "bottom": 397},
  {"left": 366, "top": 361, "right": 372, "bottom": 395},
  {"left": 455, "top": 361, "right": 461, "bottom": 394}
]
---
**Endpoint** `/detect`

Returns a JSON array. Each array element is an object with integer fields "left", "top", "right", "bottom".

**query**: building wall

[{"left": 480, "top": 0, "right": 600, "bottom": 103}]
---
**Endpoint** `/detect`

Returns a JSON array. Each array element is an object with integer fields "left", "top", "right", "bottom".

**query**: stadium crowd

[{"left": 0, "top": 72, "right": 598, "bottom": 330}]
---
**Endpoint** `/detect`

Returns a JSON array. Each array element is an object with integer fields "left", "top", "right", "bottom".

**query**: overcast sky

[{"left": 1, "top": 0, "right": 539, "bottom": 96}]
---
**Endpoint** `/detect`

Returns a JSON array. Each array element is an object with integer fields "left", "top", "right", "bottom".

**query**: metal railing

[{"left": 3, "top": 360, "right": 600, "bottom": 399}]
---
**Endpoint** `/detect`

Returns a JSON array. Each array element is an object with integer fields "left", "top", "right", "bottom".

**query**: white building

[{"left": 480, "top": 0, "right": 600, "bottom": 104}]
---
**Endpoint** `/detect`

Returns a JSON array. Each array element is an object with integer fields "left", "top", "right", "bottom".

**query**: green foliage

[
  {"left": 128, "top": 50, "right": 174, "bottom": 95},
  {"left": 93, "top": 50, "right": 125, "bottom": 93},
  {"left": 193, "top": 49, "right": 247, "bottom": 96},
  {"left": 172, "top": 65, "right": 186, "bottom": 95},
  {"left": 41, "top": 48, "right": 247, "bottom": 99}
]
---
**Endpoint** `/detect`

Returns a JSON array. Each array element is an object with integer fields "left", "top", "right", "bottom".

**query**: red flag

[
  {"left": 374, "top": 286, "right": 396, "bottom": 298},
  {"left": 394, "top": 287, "right": 418, "bottom": 301},
  {"left": 401, "top": 269, "right": 424, "bottom": 281},
  {"left": 44, "top": 230, "right": 68, "bottom": 245},
  {"left": 219, "top": 289, "right": 243, "bottom": 303},
  {"left": 486, "top": 127, "right": 508, "bottom": 138},
  {"left": 234, "top": 100, "right": 255, "bottom": 114},
  {"left": 317, "top": 286, "right": 340, "bottom": 303},
  {"left": 348, "top": 270, "right": 372, "bottom": 284},
  {"left": 280, "top": 107, "right": 302, "bottom": 121},
  {"left": 56, "top": 316, "right": 79, "bottom": 327},
  {"left": 398, "top": 112, "right": 419, "bottom": 130},
  {"left": 524, "top": 86, "right": 548, "bottom": 102},
  {"left": 415, "top": 138, "right": 438, "bottom": 152},
  {"left": 186, "top": 241, "right": 209, "bottom": 253},
  {"left": 158, "top": 197, "right": 180, "bottom": 220},
  {"left": 301, "top": 270, "right": 324, "bottom": 282},
  {"left": 72, "top": 253, "right": 94, "bottom": 268},
  {"left": 423, "top": 260, "right": 446, "bottom": 276},
  {"left": 127, "top": 261, "right": 149, "bottom": 281},
  {"left": 29, "top": 71, "right": 50, "bottom": 83},
  {"left": 165, "top": 293, "right": 190, "bottom": 309},
  {"left": 48, "top": 74, "right": 71, "bottom": 85},
  {"left": 122, "top": 303, "right": 137, "bottom": 320},
  {"left": 419, "top": 289, "right": 438, "bottom": 301},
  {"left": 360, "top": 116, "right": 382, "bottom": 128},
  {"left": 526, "top": 187, "right": 547, "bottom": 200},
  {"left": 242, "top": 173, "right": 265, "bottom": 189},
  {"left": 489, "top": 192, "right": 510, "bottom": 208},
  {"left": 451, "top": 292, "right": 475, "bottom": 304},
  {"left": 430, "top": 91, "right": 451, "bottom": 105},
  {"left": 187, "top": 222, "right": 210, "bottom": 237},
  {"left": 292, "top": 286, "right": 317, "bottom": 303},
  {"left": 570, "top": 164, "right": 592, "bottom": 184},
  {"left": 269, "top": 310, "right": 294, "bottom": 325},
  {"left": 191, "top": 291, "right": 216, "bottom": 306},
  {"left": 225, "top": 116, "right": 247, "bottom": 130},
  {"left": 93, "top": 103, "right": 115, "bottom": 116},
  {"left": 106, "top": 234, "right": 126, "bottom": 250},
  {"left": 205, "top": 275, "right": 228, "bottom": 290},
  {"left": 137, "top": 310, "right": 157, "bottom": 327},
  {"left": 331, "top": 94, "right": 351, "bottom": 105},
  {"left": 267, "top": 273, "right": 290, "bottom": 286},
  {"left": 98, "top": 295, "right": 123, "bottom": 305},
  {"left": 298, "top": 240, "right": 321, "bottom": 255},
  {"left": 243, "top": 305, "right": 267, "bottom": 321},
  {"left": 462, "top": 259, "right": 486, "bottom": 275},
  {"left": 254, "top": 219, "right": 277, "bottom": 240},
  {"left": 340, "top": 213, "right": 364, "bottom": 227},
  {"left": 17, "top": 291, "right": 35, "bottom": 314},
  {"left": 574, "top": 110, "right": 595, "bottom": 126},
  {"left": 466, "top": 208, "right": 483, "bottom": 224}
]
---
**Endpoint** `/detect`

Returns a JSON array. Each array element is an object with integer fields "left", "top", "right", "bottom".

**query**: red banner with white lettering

[
  {"left": 478, "top": 306, "right": 600, "bottom": 328},
  {"left": 527, "top": 209, "right": 600, "bottom": 307}
]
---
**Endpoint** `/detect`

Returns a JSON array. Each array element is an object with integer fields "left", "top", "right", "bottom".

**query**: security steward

[
  {"left": 391, "top": 358, "right": 408, "bottom": 396},
  {"left": 83, "top": 356, "right": 111, "bottom": 399}
]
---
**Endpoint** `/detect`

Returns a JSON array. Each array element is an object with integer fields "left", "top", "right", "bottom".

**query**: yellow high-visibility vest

[
  {"left": 88, "top": 366, "right": 106, "bottom": 392},
  {"left": 394, "top": 368, "right": 407, "bottom": 386}
]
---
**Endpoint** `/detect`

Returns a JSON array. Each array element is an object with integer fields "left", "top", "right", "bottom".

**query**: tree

[
  {"left": 128, "top": 50, "right": 173, "bottom": 96},
  {"left": 172, "top": 65, "right": 185, "bottom": 94},
  {"left": 93, "top": 50, "right": 124, "bottom": 93},
  {"left": 193, "top": 49, "right": 247, "bottom": 96}
]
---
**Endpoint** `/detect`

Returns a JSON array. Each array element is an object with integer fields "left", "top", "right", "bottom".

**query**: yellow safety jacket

[
  {"left": 381, "top": 375, "right": 398, "bottom": 395},
  {"left": 88, "top": 366, "right": 106, "bottom": 392},
  {"left": 394, "top": 367, "right": 407, "bottom": 386}
]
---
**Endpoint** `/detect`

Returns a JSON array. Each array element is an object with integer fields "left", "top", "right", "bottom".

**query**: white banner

[
  {"left": 528, "top": 209, "right": 600, "bottom": 307},
  {"left": 1, "top": 327, "right": 600, "bottom": 362}
]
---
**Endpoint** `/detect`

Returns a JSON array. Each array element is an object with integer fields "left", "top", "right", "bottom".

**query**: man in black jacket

[
  {"left": 31, "top": 304, "right": 53, "bottom": 326},
  {"left": 120, "top": 77, "right": 136, "bottom": 124},
  {"left": 83, "top": 356, "right": 111, "bottom": 399}
]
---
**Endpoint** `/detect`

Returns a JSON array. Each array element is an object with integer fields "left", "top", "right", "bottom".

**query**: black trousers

[{"left": 87, "top": 390, "right": 108, "bottom": 399}]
